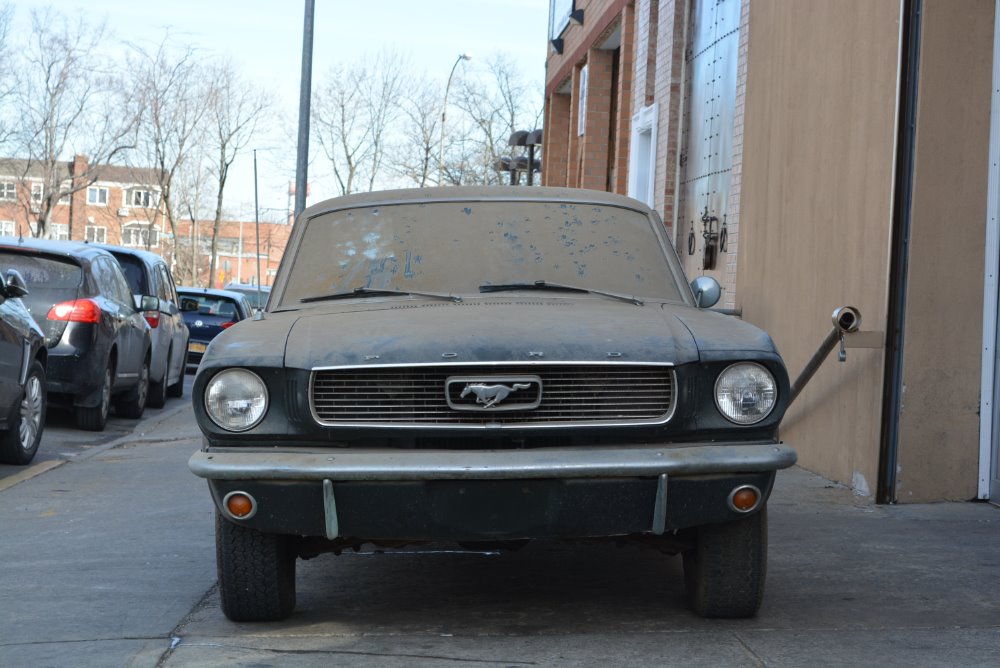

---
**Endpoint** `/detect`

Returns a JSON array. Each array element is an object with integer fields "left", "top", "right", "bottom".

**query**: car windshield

[{"left": 277, "top": 200, "right": 683, "bottom": 308}]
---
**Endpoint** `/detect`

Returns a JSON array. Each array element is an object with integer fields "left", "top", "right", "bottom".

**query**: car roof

[
  {"left": 225, "top": 282, "right": 271, "bottom": 291},
  {"left": 92, "top": 243, "right": 166, "bottom": 268},
  {"left": 0, "top": 236, "right": 115, "bottom": 264},
  {"left": 299, "top": 185, "right": 653, "bottom": 221},
  {"left": 177, "top": 286, "right": 248, "bottom": 301}
]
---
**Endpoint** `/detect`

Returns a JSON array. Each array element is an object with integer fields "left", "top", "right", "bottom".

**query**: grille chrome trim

[{"left": 309, "top": 363, "right": 676, "bottom": 429}]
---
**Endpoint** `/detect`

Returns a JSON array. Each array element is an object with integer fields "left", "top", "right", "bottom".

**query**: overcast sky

[{"left": 10, "top": 0, "right": 549, "bottom": 219}]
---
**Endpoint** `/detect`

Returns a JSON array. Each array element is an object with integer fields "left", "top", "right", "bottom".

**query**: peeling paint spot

[
  {"left": 852, "top": 471, "right": 871, "bottom": 497},
  {"left": 463, "top": 207, "right": 472, "bottom": 215}
]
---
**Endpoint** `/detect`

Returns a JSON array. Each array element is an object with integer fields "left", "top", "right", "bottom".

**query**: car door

[
  {"left": 157, "top": 264, "right": 188, "bottom": 375},
  {"left": 94, "top": 256, "right": 145, "bottom": 384}
]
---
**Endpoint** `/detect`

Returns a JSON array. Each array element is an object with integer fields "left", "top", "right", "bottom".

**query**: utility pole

[{"left": 294, "top": 0, "right": 315, "bottom": 221}]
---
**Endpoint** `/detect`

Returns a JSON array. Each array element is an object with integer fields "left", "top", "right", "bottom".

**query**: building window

[
  {"left": 122, "top": 222, "right": 158, "bottom": 248},
  {"left": 58, "top": 183, "right": 71, "bottom": 205},
  {"left": 628, "top": 104, "right": 659, "bottom": 208},
  {"left": 51, "top": 223, "right": 69, "bottom": 240},
  {"left": 87, "top": 186, "right": 109, "bottom": 205},
  {"left": 0, "top": 181, "right": 14, "bottom": 201},
  {"left": 128, "top": 188, "right": 158, "bottom": 208},
  {"left": 0, "top": 220, "right": 15, "bottom": 236},
  {"left": 549, "top": 0, "right": 574, "bottom": 39},
  {"left": 30, "top": 183, "right": 44, "bottom": 203},
  {"left": 85, "top": 225, "right": 107, "bottom": 243},
  {"left": 577, "top": 64, "right": 588, "bottom": 136}
]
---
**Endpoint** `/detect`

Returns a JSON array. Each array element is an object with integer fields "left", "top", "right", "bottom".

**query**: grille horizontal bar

[{"left": 310, "top": 364, "right": 675, "bottom": 427}]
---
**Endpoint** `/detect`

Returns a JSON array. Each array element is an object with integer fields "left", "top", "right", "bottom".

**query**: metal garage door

[{"left": 677, "top": 0, "right": 740, "bottom": 279}]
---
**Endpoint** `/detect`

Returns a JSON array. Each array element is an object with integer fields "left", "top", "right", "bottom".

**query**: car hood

[{"left": 203, "top": 299, "right": 781, "bottom": 370}]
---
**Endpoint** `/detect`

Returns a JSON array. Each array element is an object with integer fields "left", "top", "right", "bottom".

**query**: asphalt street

[{"left": 1, "top": 390, "right": 999, "bottom": 667}]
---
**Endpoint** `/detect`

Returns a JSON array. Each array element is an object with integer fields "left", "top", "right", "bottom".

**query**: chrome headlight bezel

[
  {"left": 714, "top": 362, "right": 777, "bottom": 425},
  {"left": 204, "top": 368, "right": 269, "bottom": 432}
]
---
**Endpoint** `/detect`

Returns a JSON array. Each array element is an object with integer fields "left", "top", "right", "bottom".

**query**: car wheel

[
  {"left": 682, "top": 507, "right": 767, "bottom": 619},
  {"left": 0, "top": 360, "right": 47, "bottom": 465},
  {"left": 148, "top": 355, "right": 169, "bottom": 409},
  {"left": 116, "top": 355, "right": 149, "bottom": 419},
  {"left": 75, "top": 362, "right": 113, "bottom": 431},
  {"left": 167, "top": 348, "right": 184, "bottom": 398},
  {"left": 216, "top": 512, "right": 296, "bottom": 622}
]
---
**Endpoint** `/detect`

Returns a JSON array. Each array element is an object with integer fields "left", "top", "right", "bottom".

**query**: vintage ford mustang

[{"left": 188, "top": 187, "right": 796, "bottom": 622}]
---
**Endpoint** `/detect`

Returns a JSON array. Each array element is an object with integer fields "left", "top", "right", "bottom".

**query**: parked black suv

[
  {"left": 0, "top": 238, "right": 152, "bottom": 431},
  {"left": 0, "top": 268, "right": 46, "bottom": 464},
  {"left": 97, "top": 245, "right": 189, "bottom": 407}
]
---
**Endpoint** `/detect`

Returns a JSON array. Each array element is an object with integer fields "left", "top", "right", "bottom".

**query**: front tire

[
  {"left": 683, "top": 507, "right": 767, "bottom": 619},
  {"left": 0, "top": 360, "right": 46, "bottom": 465},
  {"left": 216, "top": 513, "right": 296, "bottom": 622}
]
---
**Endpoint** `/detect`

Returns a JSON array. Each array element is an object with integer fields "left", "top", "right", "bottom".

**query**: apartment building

[{"left": 0, "top": 155, "right": 291, "bottom": 288}]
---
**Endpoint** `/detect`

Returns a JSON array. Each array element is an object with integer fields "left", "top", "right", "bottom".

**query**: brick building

[
  {"left": 0, "top": 155, "right": 291, "bottom": 288},
  {"left": 545, "top": 1, "right": 1000, "bottom": 505}
]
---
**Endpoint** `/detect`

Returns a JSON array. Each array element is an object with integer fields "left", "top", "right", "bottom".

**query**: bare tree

[
  {"left": 0, "top": 3, "right": 15, "bottom": 151},
  {"left": 130, "top": 34, "right": 210, "bottom": 266},
  {"left": 11, "top": 7, "right": 139, "bottom": 238},
  {"left": 313, "top": 51, "right": 407, "bottom": 195},
  {"left": 451, "top": 54, "right": 542, "bottom": 185},
  {"left": 390, "top": 76, "right": 442, "bottom": 188},
  {"left": 205, "top": 61, "right": 271, "bottom": 287}
]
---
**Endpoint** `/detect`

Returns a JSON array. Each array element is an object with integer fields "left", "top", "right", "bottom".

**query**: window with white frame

[
  {"left": 0, "top": 220, "right": 16, "bottom": 236},
  {"left": 122, "top": 222, "right": 158, "bottom": 248},
  {"left": 87, "top": 186, "right": 109, "bottom": 205},
  {"left": 58, "top": 183, "right": 71, "bottom": 205},
  {"left": 0, "top": 181, "right": 15, "bottom": 201},
  {"left": 128, "top": 188, "right": 158, "bottom": 208},
  {"left": 577, "top": 64, "right": 588, "bottom": 136},
  {"left": 30, "top": 183, "right": 44, "bottom": 203},
  {"left": 85, "top": 225, "right": 107, "bottom": 243},
  {"left": 51, "top": 223, "right": 69, "bottom": 240},
  {"left": 628, "top": 104, "right": 659, "bottom": 209}
]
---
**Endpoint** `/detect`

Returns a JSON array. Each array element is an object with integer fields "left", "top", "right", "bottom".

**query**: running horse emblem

[{"left": 460, "top": 383, "right": 532, "bottom": 409}]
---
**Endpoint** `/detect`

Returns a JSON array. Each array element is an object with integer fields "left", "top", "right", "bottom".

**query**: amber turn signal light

[
  {"left": 223, "top": 491, "right": 257, "bottom": 519},
  {"left": 728, "top": 485, "right": 761, "bottom": 513}
]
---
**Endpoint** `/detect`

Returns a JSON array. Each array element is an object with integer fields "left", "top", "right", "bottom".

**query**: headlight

[
  {"left": 204, "top": 369, "right": 268, "bottom": 431},
  {"left": 714, "top": 362, "right": 777, "bottom": 425}
]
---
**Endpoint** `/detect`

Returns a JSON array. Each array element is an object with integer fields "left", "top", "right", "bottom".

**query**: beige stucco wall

[
  {"left": 894, "top": 0, "right": 993, "bottom": 502},
  {"left": 737, "top": 0, "right": 902, "bottom": 496}
]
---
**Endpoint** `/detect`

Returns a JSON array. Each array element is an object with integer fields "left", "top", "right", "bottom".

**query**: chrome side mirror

[
  {"left": 690, "top": 275, "right": 721, "bottom": 309},
  {"left": 4, "top": 269, "right": 29, "bottom": 298},
  {"left": 140, "top": 295, "right": 160, "bottom": 312}
]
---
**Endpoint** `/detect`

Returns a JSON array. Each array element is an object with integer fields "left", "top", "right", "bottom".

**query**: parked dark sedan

[
  {"left": 0, "top": 238, "right": 152, "bottom": 431},
  {"left": 176, "top": 287, "right": 253, "bottom": 371},
  {"left": 97, "top": 245, "right": 189, "bottom": 406},
  {"left": 0, "top": 268, "right": 46, "bottom": 464},
  {"left": 188, "top": 187, "right": 797, "bottom": 623}
]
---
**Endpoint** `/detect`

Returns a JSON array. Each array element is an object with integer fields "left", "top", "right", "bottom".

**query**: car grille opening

[{"left": 310, "top": 364, "right": 675, "bottom": 427}]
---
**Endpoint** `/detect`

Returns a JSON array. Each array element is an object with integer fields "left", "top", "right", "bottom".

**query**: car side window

[
  {"left": 100, "top": 258, "right": 136, "bottom": 312},
  {"left": 158, "top": 265, "right": 177, "bottom": 304}
]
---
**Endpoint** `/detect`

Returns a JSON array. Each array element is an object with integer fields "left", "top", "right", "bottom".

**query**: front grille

[{"left": 310, "top": 364, "right": 675, "bottom": 427}]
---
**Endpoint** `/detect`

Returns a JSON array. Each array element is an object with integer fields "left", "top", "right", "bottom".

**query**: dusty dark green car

[{"left": 189, "top": 187, "right": 796, "bottom": 622}]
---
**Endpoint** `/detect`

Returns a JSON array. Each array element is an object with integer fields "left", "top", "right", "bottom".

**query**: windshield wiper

[
  {"left": 300, "top": 287, "right": 462, "bottom": 304},
  {"left": 478, "top": 280, "right": 643, "bottom": 306}
]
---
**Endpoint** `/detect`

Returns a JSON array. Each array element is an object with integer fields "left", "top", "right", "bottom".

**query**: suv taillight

[
  {"left": 47, "top": 299, "right": 102, "bottom": 324},
  {"left": 144, "top": 310, "right": 160, "bottom": 328}
]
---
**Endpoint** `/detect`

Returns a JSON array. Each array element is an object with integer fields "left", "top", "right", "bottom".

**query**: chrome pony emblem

[{"left": 446, "top": 376, "right": 542, "bottom": 411}]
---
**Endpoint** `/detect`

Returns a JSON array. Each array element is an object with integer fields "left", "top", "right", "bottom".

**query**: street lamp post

[{"left": 438, "top": 53, "right": 471, "bottom": 185}]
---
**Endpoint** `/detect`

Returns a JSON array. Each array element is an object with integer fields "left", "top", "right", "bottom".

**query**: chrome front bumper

[{"left": 189, "top": 441, "right": 796, "bottom": 482}]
